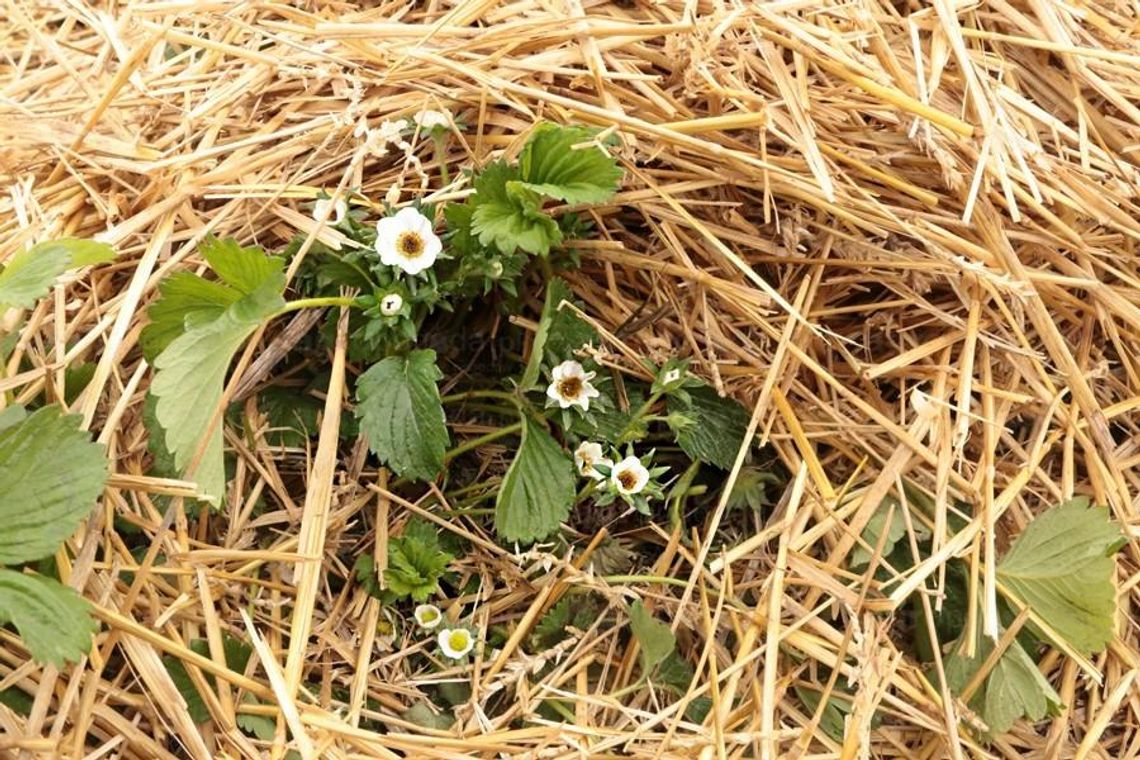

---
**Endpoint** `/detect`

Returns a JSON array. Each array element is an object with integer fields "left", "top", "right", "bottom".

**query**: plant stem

[
  {"left": 276, "top": 295, "right": 359, "bottom": 316},
  {"left": 443, "top": 421, "right": 523, "bottom": 463},
  {"left": 610, "top": 674, "right": 648, "bottom": 699},
  {"left": 441, "top": 389, "right": 520, "bottom": 406},
  {"left": 668, "top": 460, "right": 702, "bottom": 533},
  {"left": 600, "top": 574, "right": 696, "bottom": 589},
  {"left": 617, "top": 390, "right": 663, "bottom": 442},
  {"left": 433, "top": 135, "right": 451, "bottom": 187}
]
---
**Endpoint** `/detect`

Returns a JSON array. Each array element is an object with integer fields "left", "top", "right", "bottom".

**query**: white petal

[
  {"left": 414, "top": 604, "right": 442, "bottom": 629},
  {"left": 438, "top": 628, "right": 474, "bottom": 659},
  {"left": 562, "top": 361, "right": 585, "bottom": 378},
  {"left": 376, "top": 215, "right": 402, "bottom": 241},
  {"left": 422, "top": 231, "right": 443, "bottom": 258},
  {"left": 394, "top": 206, "right": 427, "bottom": 229}
]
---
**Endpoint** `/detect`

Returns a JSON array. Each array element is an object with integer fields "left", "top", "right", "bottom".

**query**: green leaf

[
  {"left": 493, "top": 415, "right": 576, "bottom": 543},
  {"left": 199, "top": 237, "right": 285, "bottom": 295},
  {"left": 666, "top": 385, "right": 751, "bottom": 469},
  {"left": 140, "top": 273, "right": 242, "bottom": 362},
  {"left": 63, "top": 363, "right": 97, "bottom": 406},
  {"left": 0, "top": 569, "right": 96, "bottom": 667},
  {"left": 259, "top": 386, "right": 322, "bottom": 448},
  {"left": 532, "top": 593, "right": 599, "bottom": 650},
  {"left": 384, "top": 519, "right": 454, "bottom": 602},
  {"left": 443, "top": 201, "right": 482, "bottom": 258},
  {"left": 164, "top": 635, "right": 255, "bottom": 724},
  {"left": 725, "top": 466, "right": 781, "bottom": 512},
  {"left": 996, "top": 497, "right": 1122, "bottom": 655},
  {"left": 0, "top": 686, "right": 34, "bottom": 717},
  {"left": 355, "top": 349, "right": 449, "bottom": 482},
  {"left": 0, "top": 405, "right": 27, "bottom": 433},
  {"left": 470, "top": 161, "right": 563, "bottom": 256},
  {"left": 141, "top": 239, "right": 283, "bottom": 362},
  {"left": 656, "top": 651, "right": 695, "bottom": 693},
  {"left": 0, "top": 406, "right": 107, "bottom": 565},
  {"left": 151, "top": 280, "right": 285, "bottom": 506},
  {"left": 0, "top": 238, "right": 115, "bottom": 310},
  {"left": 236, "top": 704, "right": 276, "bottom": 740},
  {"left": 402, "top": 702, "right": 455, "bottom": 730},
  {"left": 629, "top": 600, "right": 675, "bottom": 674},
  {"left": 794, "top": 686, "right": 852, "bottom": 742},
  {"left": 946, "top": 636, "right": 1063, "bottom": 735},
  {"left": 569, "top": 387, "right": 641, "bottom": 445},
  {"left": 655, "top": 651, "right": 714, "bottom": 722},
  {"left": 521, "top": 278, "right": 597, "bottom": 390},
  {"left": 353, "top": 554, "right": 383, "bottom": 600},
  {"left": 517, "top": 123, "right": 622, "bottom": 204},
  {"left": 849, "top": 496, "right": 931, "bottom": 571},
  {"left": 141, "top": 391, "right": 178, "bottom": 479}
]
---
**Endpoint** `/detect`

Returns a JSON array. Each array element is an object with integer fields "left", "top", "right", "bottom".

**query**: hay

[{"left": 2, "top": 1, "right": 1139, "bottom": 758}]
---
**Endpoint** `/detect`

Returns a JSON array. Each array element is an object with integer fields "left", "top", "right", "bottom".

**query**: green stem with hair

[{"left": 276, "top": 295, "right": 360, "bottom": 316}]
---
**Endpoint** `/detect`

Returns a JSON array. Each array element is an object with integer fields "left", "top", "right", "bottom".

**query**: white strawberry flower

[
  {"left": 546, "top": 360, "right": 600, "bottom": 411},
  {"left": 574, "top": 441, "right": 611, "bottom": 481},
  {"left": 438, "top": 627, "right": 475, "bottom": 659},
  {"left": 312, "top": 196, "right": 347, "bottom": 224},
  {"left": 375, "top": 207, "right": 441, "bottom": 276},
  {"left": 414, "top": 109, "right": 451, "bottom": 131},
  {"left": 611, "top": 456, "right": 650, "bottom": 495},
  {"left": 380, "top": 293, "right": 404, "bottom": 316},
  {"left": 662, "top": 368, "right": 682, "bottom": 385},
  {"left": 414, "top": 604, "right": 443, "bottom": 630}
]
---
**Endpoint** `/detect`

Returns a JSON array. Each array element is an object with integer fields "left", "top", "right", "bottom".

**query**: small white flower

[
  {"left": 414, "top": 604, "right": 443, "bottom": 630},
  {"left": 488, "top": 260, "right": 504, "bottom": 278},
  {"left": 375, "top": 207, "right": 442, "bottom": 276},
  {"left": 380, "top": 293, "right": 404, "bottom": 316},
  {"left": 438, "top": 628, "right": 475, "bottom": 659},
  {"left": 662, "top": 368, "right": 682, "bottom": 385},
  {"left": 574, "top": 441, "right": 611, "bottom": 481},
  {"left": 546, "top": 360, "right": 600, "bottom": 411},
  {"left": 611, "top": 456, "right": 650, "bottom": 495},
  {"left": 312, "top": 196, "right": 347, "bottom": 224},
  {"left": 414, "top": 109, "right": 451, "bottom": 131}
]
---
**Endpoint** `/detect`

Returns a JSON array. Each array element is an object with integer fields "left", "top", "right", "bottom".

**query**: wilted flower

[
  {"left": 438, "top": 627, "right": 475, "bottom": 659},
  {"left": 312, "top": 196, "right": 347, "bottom": 225},
  {"left": 375, "top": 207, "right": 441, "bottom": 276},
  {"left": 361, "top": 118, "right": 408, "bottom": 157},
  {"left": 546, "top": 360, "right": 600, "bottom": 411},
  {"left": 610, "top": 456, "right": 650, "bottom": 495},
  {"left": 574, "top": 441, "right": 611, "bottom": 481},
  {"left": 414, "top": 604, "right": 443, "bottom": 630},
  {"left": 414, "top": 109, "right": 451, "bottom": 131}
]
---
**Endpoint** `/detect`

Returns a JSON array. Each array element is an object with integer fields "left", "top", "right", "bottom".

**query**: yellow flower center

[
  {"left": 421, "top": 609, "right": 439, "bottom": 624},
  {"left": 448, "top": 630, "right": 469, "bottom": 651},
  {"left": 397, "top": 231, "right": 424, "bottom": 258},
  {"left": 617, "top": 469, "right": 638, "bottom": 491},
  {"left": 558, "top": 376, "right": 583, "bottom": 399}
]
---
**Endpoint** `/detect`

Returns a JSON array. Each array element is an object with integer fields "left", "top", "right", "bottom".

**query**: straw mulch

[{"left": 3, "top": 1, "right": 1140, "bottom": 758}]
